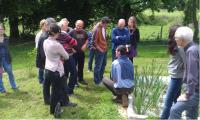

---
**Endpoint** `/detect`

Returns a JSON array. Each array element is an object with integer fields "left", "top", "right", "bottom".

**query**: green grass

[
  {"left": 0, "top": 41, "right": 168, "bottom": 119},
  {"left": 0, "top": 9, "right": 183, "bottom": 119}
]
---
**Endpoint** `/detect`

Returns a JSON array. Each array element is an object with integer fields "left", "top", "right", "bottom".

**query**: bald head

[
  {"left": 118, "top": 19, "right": 126, "bottom": 29},
  {"left": 75, "top": 20, "right": 84, "bottom": 31}
]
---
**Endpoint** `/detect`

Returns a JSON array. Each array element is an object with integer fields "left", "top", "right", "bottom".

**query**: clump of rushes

[{"left": 133, "top": 59, "right": 166, "bottom": 115}]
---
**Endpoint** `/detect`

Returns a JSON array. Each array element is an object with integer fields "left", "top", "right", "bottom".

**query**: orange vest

[{"left": 94, "top": 24, "right": 108, "bottom": 51}]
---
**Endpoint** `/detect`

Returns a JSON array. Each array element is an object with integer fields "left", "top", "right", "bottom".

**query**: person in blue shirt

[
  {"left": 111, "top": 19, "right": 130, "bottom": 61},
  {"left": 0, "top": 24, "right": 17, "bottom": 93},
  {"left": 103, "top": 45, "right": 134, "bottom": 107},
  {"left": 87, "top": 31, "right": 95, "bottom": 72}
]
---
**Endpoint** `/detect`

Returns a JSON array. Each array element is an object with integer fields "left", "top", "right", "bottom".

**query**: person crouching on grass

[
  {"left": 102, "top": 45, "right": 134, "bottom": 107},
  {"left": 43, "top": 23, "right": 69, "bottom": 118}
]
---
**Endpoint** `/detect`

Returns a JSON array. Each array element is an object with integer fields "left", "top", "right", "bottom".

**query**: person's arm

[
  {"left": 111, "top": 28, "right": 130, "bottom": 44},
  {"left": 185, "top": 50, "right": 198, "bottom": 98},
  {"left": 117, "top": 29, "right": 130, "bottom": 43},
  {"left": 57, "top": 43, "right": 69, "bottom": 60},
  {"left": 178, "top": 50, "right": 199, "bottom": 101},
  {"left": 110, "top": 63, "right": 116, "bottom": 82},
  {"left": 81, "top": 32, "right": 89, "bottom": 51},
  {"left": 57, "top": 32, "right": 77, "bottom": 47},
  {"left": 111, "top": 28, "right": 118, "bottom": 44}
]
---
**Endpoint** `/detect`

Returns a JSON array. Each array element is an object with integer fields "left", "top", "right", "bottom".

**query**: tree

[
  {"left": 162, "top": 0, "right": 199, "bottom": 42},
  {"left": 0, "top": 0, "right": 40, "bottom": 41}
]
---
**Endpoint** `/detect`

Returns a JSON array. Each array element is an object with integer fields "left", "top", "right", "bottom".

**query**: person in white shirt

[
  {"left": 35, "top": 19, "right": 48, "bottom": 48},
  {"left": 43, "top": 23, "right": 68, "bottom": 118},
  {"left": 35, "top": 19, "right": 48, "bottom": 84}
]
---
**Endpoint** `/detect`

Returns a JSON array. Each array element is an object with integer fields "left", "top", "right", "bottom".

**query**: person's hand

[
  {"left": 72, "top": 48, "right": 76, "bottom": 53},
  {"left": 177, "top": 94, "right": 188, "bottom": 102},
  {"left": 81, "top": 44, "right": 87, "bottom": 51},
  {"left": 116, "top": 36, "right": 119, "bottom": 39}
]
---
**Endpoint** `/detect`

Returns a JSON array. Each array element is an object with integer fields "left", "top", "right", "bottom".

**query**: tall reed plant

[{"left": 133, "top": 59, "right": 166, "bottom": 115}]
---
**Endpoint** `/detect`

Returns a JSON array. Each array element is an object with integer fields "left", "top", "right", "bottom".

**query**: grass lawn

[{"left": 0, "top": 41, "right": 168, "bottom": 119}]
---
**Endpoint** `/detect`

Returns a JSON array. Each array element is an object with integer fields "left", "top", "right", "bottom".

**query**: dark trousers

[
  {"left": 74, "top": 51, "right": 85, "bottom": 81},
  {"left": 64, "top": 56, "right": 77, "bottom": 94},
  {"left": 102, "top": 77, "right": 133, "bottom": 96},
  {"left": 44, "top": 70, "right": 63, "bottom": 114},
  {"left": 43, "top": 70, "right": 69, "bottom": 113}
]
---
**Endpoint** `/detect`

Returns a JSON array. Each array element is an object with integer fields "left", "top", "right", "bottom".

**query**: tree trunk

[
  {"left": 9, "top": 16, "right": 19, "bottom": 41},
  {"left": 192, "top": 0, "right": 199, "bottom": 42}
]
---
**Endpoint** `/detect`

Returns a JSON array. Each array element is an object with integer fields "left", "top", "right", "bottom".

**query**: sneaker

[
  {"left": 63, "top": 102, "right": 77, "bottom": 107},
  {"left": 122, "top": 94, "right": 128, "bottom": 107},
  {"left": 54, "top": 102, "right": 62, "bottom": 118},
  {"left": 79, "top": 80, "right": 88, "bottom": 85},
  {"left": 112, "top": 96, "right": 122, "bottom": 103}
]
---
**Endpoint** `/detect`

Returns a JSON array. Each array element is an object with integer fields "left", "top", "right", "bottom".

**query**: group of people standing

[
  {"left": 34, "top": 16, "right": 139, "bottom": 118},
  {"left": 0, "top": 15, "right": 199, "bottom": 119}
]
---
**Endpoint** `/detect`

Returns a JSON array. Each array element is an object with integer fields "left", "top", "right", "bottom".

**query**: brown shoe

[
  {"left": 122, "top": 94, "right": 128, "bottom": 107},
  {"left": 112, "top": 96, "right": 122, "bottom": 103}
]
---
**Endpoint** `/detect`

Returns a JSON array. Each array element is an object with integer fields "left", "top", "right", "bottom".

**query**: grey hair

[{"left": 175, "top": 26, "right": 193, "bottom": 42}]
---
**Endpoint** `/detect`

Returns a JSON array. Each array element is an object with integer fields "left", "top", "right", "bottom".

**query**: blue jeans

[
  {"left": 64, "top": 56, "right": 77, "bottom": 94},
  {"left": 38, "top": 68, "right": 44, "bottom": 84},
  {"left": 93, "top": 50, "right": 107, "bottom": 84},
  {"left": 160, "top": 78, "right": 182, "bottom": 119},
  {"left": 169, "top": 92, "right": 199, "bottom": 119},
  {"left": 0, "top": 57, "right": 16, "bottom": 92},
  {"left": 88, "top": 49, "right": 95, "bottom": 71}
]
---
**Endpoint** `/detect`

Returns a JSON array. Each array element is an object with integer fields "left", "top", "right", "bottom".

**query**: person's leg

[
  {"left": 50, "top": 71, "right": 63, "bottom": 114},
  {"left": 94, "top": 50, "right": 104, "bottom": 84},
  {"left": 67, "top": 56, "right": 78, "bottom": 94},
  {"left": 38, "top": 68, "right": 44, "bottom": 84},
  {"left": 88, "top": 49, "right": 95, "bottom": 71},
  {"left": 160, "top": 78, "right": 182, "bottom": 119},
  {"left": 100, "top": 52, "right": 107, "bottom": 81},
  {"left": 2, "top": 58, "right": 17, "bottom": 89},
  {"left": 169, "top": 92, "right": 199, "bottom": 119},
  {"left": 63, "top": 59, "right": 70, "bottom": 94},
  {"left": 60, "top": 76, "right": 69, "bottom": 105},
  {"left": 102, "top": 77, "right": 117, "bottom": 95},
  {"left": 185, "top": 92, "right": 199, "bottom": 119},
  {"left": 0, "top": 72, "right": 6, "bottom": 92},
  {"left": 77, "top": 51, "right": 85, "bottom": 82},
  {"left": 43, "top": 70, "right": 52, "bottom": 104}
]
